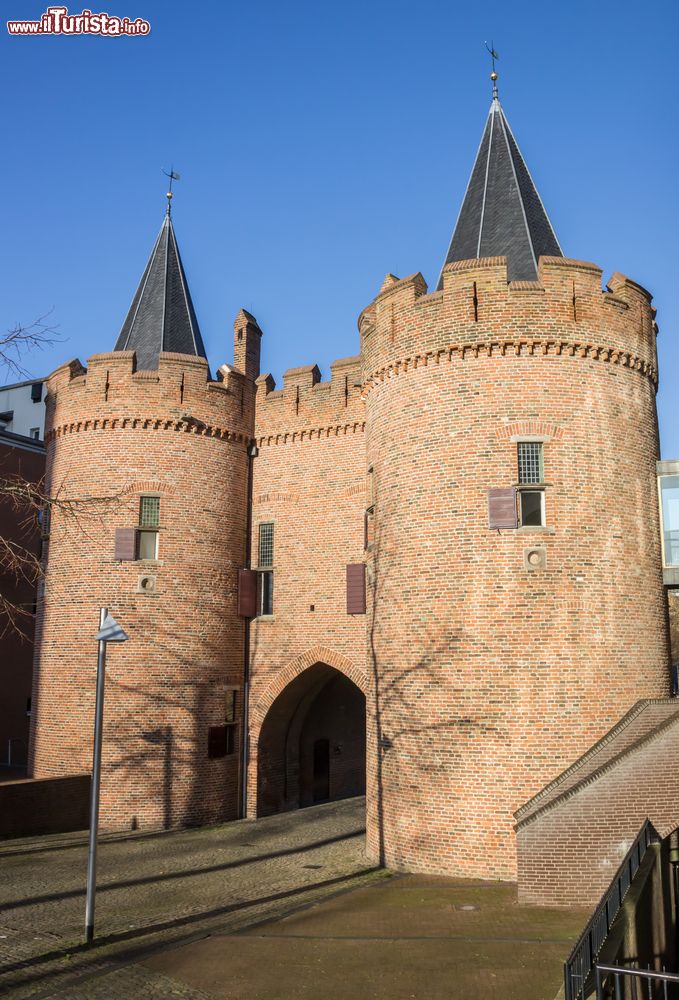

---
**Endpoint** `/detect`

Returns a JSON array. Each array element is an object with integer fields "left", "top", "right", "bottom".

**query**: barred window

[
  {"left": 258, "top": 523, "right": 274, "bottom": 567},
  {"left": 517, "top": 442, "right": 543, "bottom": 484},
  {"left": 139, "top": 496, "right": 160, "bottom": 528},
  {"left": 39, "top": 506, "right": 51, "bottom": 539}
]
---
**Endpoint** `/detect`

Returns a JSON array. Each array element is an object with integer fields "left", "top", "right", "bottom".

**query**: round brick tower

[
  {"left": 28, "top": 208, "right": 260, "bottom": 831},
  {"left": 360, "top": 92, "right": 669, "bottom": 879}
]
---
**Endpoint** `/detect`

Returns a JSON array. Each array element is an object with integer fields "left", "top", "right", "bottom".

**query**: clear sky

[{"left": 2, "top": 0, "right": 678, "bottom": 455}]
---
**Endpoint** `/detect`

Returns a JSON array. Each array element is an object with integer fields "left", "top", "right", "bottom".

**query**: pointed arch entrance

[{"left": 254, "top": 658, "right": 366, "bottom": 817}]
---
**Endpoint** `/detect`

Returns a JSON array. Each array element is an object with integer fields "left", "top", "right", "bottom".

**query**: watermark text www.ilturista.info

[{"left": 7, "top": 6, "right": 150, "bottom": 35}]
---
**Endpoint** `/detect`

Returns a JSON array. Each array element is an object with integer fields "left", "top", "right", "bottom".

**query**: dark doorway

[
  {"left": 256, "top": 663, "right": 366, "bottom": 817},
  {"left": 312, "top": 739, "right": 330, "bottom": 803}
]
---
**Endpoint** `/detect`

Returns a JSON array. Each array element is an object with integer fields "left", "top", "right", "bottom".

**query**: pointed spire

[
  {"left": 437, "top": 88, "right": 562, "bottom": 288},
  {"left": 114, "top": 207, "right": 208, "bottom": 371}
]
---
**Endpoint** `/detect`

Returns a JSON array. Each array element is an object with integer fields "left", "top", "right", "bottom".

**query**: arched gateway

[{"left": 252, "top": 657, "right": 366, "bottom": 817}]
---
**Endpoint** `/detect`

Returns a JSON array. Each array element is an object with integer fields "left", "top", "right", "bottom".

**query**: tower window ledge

[
  {"left": 254, "top": 614, "right": 276, "bottom": 622},
  {"left": 515, "top": 526, "right": 556, "bottom": 535}
]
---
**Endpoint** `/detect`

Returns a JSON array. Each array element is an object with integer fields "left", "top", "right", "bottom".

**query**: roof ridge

[
  {"left": 496, "top": 103, "right": 537, "bottom": 274},
  {"left": 500, "top": 105, "right": 563, "bottom": 257}
]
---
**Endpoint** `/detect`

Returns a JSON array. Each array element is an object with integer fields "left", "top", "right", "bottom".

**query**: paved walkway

[
  {"left": 0, "top": 798, "right": 589, "bottom": 999},
  {"left": 144, "top": 875, "right": 590, "bottom": 1000},
  {"left": 0, "top": 797, "right": 375, "bottom": 998}
]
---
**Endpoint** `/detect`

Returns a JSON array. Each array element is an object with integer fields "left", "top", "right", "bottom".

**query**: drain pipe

[{"left": 240, "top": 440, "right": 258, "bottom": 819}]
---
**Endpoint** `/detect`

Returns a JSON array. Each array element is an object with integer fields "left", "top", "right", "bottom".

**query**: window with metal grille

[
  {"left": 258, "top": 523, "right": 274, "bottom": 567},
  {"left": 139, "top": 496, "right": 160, "bottom": 528},
  {"left": 517, "top": 442, "right": 543, "bottom": 484},
  {"left": 137, "top": 496, "right": 160, "bottom": 559},
  {"left": 39, "top": 506, "right": 51, "bottom": 539}
]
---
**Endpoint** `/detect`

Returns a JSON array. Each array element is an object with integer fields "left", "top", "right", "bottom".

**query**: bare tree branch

[{"left": 1, "top": 311, "right": 62, "bottom": 382}]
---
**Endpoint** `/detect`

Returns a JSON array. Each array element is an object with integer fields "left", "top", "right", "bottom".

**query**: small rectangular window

[
  {"left": 139, "top": 496, "right": 160, "bottom": 528},
  {"left": 137, "top": 530, "right": 158, "bottom": 560},
  {"left": 258, "top": 522, "right": 274, "bottom": 567},
  {"left": 258, "top": 570, "right": 274, "bottom": 616},
  {"left": 137, "top": 496, "right": 160, "bottom": 559},
  {"left": 31, "top": 382, "right": 43, "bottom": 402},
  {"left": 256, "top": 523, "right": 274, "bottom": 615},
  {"left": 518, "top": 442, "right": 544, "bottom": 484},
  {"left": 225, "top": 689, "right": 237, "bottom": 724},
  {"left": 519, "top": 490, "right": 545, "bottom": 527},
  {"left": 29, "top": 427, "right": 40, "bottom": 440},
  {"left": 207, "top": 725, "right": 235, "bottom": 759},
  {"left": 39, "top": 506, "right": 51, "bottom": 538}
]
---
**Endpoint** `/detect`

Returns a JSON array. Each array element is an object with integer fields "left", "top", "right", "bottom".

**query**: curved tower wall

[
  {"left": 29, "top": 349, "right": 254, "bottom": 830},
  {"left": 361, "top": 255, "right": 669, "bottom": 879}
]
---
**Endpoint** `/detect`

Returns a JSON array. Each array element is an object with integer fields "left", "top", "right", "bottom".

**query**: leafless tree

[
  {"left": 0, "top": 315, "right": 120, "bottom": 637},
  {"left": 1, "top": 312, "right": 60, "bottom": 380}
]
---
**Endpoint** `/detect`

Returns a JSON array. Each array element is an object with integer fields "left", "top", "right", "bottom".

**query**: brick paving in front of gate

[
  {"left": 0, "top": 796, "right": 590, "bottom": 999},
  {"left": 0, "top": 797, "right": 375, "bottom": 998}
]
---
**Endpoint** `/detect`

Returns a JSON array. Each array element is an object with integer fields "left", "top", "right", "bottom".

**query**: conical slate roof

[
  {"left": 114, "top": 210, "right": 208, "bottom": 370},
  {"left": 438, "top": 95, "right": 562, "bottom": 287}
]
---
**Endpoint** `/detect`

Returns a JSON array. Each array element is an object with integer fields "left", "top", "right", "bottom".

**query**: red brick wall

[
  {"left": 361, "top": 256, "right": 669, "bottom": 880},
  {"left": 0, "top": 773, "right": 90, "bottom": 837},
  {"left": 0, "top": 439, "right": 44, "bottom": 768},
  {"left": 30, "top": 350, "right": 255, "bottom": 831},
  {"left": 516, "top": 713, "right": 679, "bottom": 906},
  {"left": 247, "top": 357, "right": 367, "bottom": 815}
]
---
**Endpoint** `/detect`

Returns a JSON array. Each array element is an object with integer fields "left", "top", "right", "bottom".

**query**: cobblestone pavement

[{"left": 0, "top": 797, "right": 376, "bottom": 998}]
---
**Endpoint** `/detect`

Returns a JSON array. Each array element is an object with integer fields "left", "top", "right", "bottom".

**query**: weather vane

[
  {"left": 162, "top": 167, "right": 181, "bottom": 213},
  {"left": 485, "top": 41, "right": 499, "bottom": 99}
]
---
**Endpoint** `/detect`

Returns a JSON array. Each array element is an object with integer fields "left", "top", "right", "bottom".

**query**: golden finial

[
  {"left": 162, "top": 167, "right": 180, "bottom": 214},
  {"left": 485, "top": 41, "right": 499, "bottom": 99}
]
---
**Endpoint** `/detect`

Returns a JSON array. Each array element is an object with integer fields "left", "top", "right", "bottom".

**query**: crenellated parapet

[
  {"left": 45, "top": 349, "right": 255, "bottom": 446},
  {"left": 358, "top": 256, "right": 659, "bottom": 392},
  {"left": 254, "top": 355, "right": 365, "bottom": 444}
]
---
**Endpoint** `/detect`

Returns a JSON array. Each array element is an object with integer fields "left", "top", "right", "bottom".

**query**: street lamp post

[{"left": 85, "top": 607, "right": 129, "bottom": 945}]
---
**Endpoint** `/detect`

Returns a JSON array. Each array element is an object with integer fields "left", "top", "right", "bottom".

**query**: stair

[{"left": 514, "top": 699, "right": 679, "bottom": 906}]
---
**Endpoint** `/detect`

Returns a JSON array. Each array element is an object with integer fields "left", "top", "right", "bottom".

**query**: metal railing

[
  {"left": 564, "top": 820, "right": 657, "bottom": 1000},
  {"left": 596, "top": 963, "right": 679, "bottom": 1000}
]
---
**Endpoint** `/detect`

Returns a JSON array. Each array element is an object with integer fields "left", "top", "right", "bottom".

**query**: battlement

[
  {"left": 359, "top": 256, "right": 658, "bottom": 388},
  {"left": 45, "top": 349, "right": 255, "bottom": 444},
  {"left": 255, "top": 355, "right": 364, "bottom": 442}
]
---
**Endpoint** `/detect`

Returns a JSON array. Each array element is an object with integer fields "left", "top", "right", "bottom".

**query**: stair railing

[
  {"left": 564, "top": 819, "right": 657, "bottom": 1000},
  {"left": 595, "top": 963, "right": 679, "bottom": 1000}
]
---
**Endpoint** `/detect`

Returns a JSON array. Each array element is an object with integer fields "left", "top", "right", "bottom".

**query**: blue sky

[{"left": 2, "top": 0, "right": 678, "bottom": 455}]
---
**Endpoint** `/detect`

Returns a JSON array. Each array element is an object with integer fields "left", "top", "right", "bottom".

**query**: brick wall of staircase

[{"left": 515, "top": 699, "right": 679, "bottom": 906}]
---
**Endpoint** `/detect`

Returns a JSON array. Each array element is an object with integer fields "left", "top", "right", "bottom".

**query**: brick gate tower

[
  {"left": 359, "top": 80, "right": 670, "bottom": 878},
  {"left": 29, "top": 198, "right": 260, "bottom": 829},
  {"left": 27, "top": 72, "right": 672, "bottom": 883}
]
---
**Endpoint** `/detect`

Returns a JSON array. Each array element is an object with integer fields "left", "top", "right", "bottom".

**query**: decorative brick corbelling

[
  {"left": 257, "top": 422, "right": 366, "bottom": 447},
  {"left": 361, "top": 339, "right": 658, "bottom": 397},
  {"left": 45, "top": 418, "right": 248, "bottom": 446}
]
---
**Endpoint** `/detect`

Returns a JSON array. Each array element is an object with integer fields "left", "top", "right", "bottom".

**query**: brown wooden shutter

[
  {"left": 237, "top": 569, "right": 257, "bottom": 617},
  {"left": 114, "top": 527, "right": 137, "bottom": 561},
  {"left": 488, "top": 487, "right": 518, "bottom": 529},
  {"left": 346, "top": 563, "right": 366, "bottom": 615}
]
